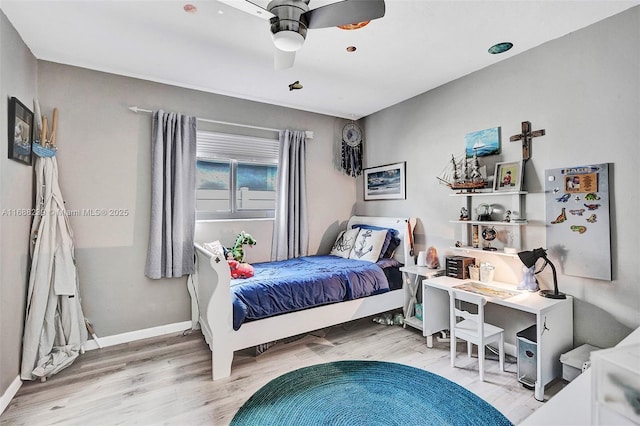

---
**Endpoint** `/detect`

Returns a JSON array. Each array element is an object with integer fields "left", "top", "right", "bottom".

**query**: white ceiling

[{"left": 2, "top": 0, "right": 638, "bottom": 119}]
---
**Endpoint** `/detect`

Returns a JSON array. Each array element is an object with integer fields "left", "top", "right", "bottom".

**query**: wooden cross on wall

[{"left": 509, "top": 121, "right": 546, "bottom": 161}]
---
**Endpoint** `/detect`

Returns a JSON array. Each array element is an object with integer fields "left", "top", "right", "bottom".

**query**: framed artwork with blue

[
  {"left": 464, "top": 127, "right": 500, "bottom": 158},
  {"left": 8, "top": 97, "right": 33, "bottom": 165},
  {"left": 364, "top": 162, "right": 406, "bottom": 201}
]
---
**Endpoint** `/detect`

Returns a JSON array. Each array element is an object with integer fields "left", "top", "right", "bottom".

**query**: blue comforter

[{"left": 231, "top": 255, "right": 393, "bottom": 330}]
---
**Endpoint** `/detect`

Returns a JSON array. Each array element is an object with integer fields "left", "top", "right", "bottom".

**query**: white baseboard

[
  {"left": 0, "top": 376, "right": 22, "bottom": 416},
  {"left": 83, "top": 321, "right": 193, "bottom": 351}
]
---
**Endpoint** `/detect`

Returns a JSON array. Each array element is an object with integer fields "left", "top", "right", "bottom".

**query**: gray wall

[
  {"left": 0, "top": 10, "right": 37, "bottom": 398},
  {"left": 358, "top": 7, "right": 640, "bottom": 348},
  {"left": 35, "top": 61, "right": 356, "bottom": 340}
]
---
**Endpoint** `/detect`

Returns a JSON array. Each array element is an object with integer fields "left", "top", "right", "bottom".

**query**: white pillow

[
  {"left": 203, "top": 240, "right": 225, "bottom": 259},
  {"left": 330, "top": 228, "right": 360, "bottom": 258},
  {"left": 349, "top": 229, "right": 388, "bottom": 263}
]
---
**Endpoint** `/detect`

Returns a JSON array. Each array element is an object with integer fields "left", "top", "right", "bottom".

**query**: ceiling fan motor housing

[{"left": 268, "top": 0, "right": 309, "bottom": 51}]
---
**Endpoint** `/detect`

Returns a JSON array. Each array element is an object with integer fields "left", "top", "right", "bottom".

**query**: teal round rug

[{"left": 231, "top": 360, "right": 512, "bottom": 426}]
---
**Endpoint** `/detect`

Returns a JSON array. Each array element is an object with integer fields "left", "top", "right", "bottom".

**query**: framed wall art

[
  {"left": 364, "top": 161, "right": 406, "bottom": 201},
  {"left": 493, "top": 160, "right": 523, "bottom": 192},
  {"left": 464, "top": 127, "right": 501, "bottom": 158},
  {"left": 8, "top": 97, "right": 33, "bottom": 165}
]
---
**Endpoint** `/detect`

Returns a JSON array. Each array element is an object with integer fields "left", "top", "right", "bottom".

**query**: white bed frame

[{"left": 188, "top": 216, "right": 416, "bottom": 380}]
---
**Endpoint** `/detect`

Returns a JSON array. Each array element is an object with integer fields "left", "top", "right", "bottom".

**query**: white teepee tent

[{"left": 21, "top": 155, "right": 87, "bottom": 380}]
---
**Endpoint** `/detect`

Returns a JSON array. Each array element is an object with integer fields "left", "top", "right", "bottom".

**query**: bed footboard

[{"left": 191, "top": 243, "right": 235, "bottom": 380}]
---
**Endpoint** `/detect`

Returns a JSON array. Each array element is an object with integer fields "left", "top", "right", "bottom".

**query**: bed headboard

[{"left": 346, "top": 216, "right": 417, "bottom": 266}]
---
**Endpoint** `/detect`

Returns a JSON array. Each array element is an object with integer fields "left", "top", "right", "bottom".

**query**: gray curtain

[
  {"left": 145, "top": 110, "right": 197, "bottom": 279},
  {"left": 272, "top": 129, "right": 308, "bottom": 261}
]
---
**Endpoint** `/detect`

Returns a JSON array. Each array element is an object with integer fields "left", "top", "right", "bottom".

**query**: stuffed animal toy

[
  {"left": 518, "top": 265, "right": 539, "bottom": 292},
  {"left": 228, "top": 259, "right": 255, "bottom": 279},
  {"left": 227, "top": 231, "right": 257, "bottom": 262},
  {"left": 372, "top": 312, "right": 404, "bottom": 326}
]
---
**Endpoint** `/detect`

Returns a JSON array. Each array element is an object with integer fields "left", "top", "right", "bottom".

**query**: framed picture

[
  {"left": 493, "top": 161, "right": 523, "bottom": 192},
  {"left": 8, "top": 97, "right": 33, "bottom": 165},
  {"left": 364, "top": 161, "right": 406, "bottom": 201},
  {"left": 465, "top": 127, "right": 501, "bottom": 158}
]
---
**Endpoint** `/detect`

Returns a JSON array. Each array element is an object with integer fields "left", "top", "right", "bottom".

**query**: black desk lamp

[{"left": 518, "top": 248, "right": 566, "bottom": 299}]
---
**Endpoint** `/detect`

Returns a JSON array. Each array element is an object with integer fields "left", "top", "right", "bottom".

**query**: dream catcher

[{"left": 341, "top": 122, "right": 363, "bottom": 177}]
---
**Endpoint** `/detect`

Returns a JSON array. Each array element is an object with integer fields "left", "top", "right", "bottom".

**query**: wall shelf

[
  {"left": 449, "top": 191, "right": 527, "bottom": 197},
  {"left": 449, "top": 245, "right": 520, "bottom": 258},
  {"left": 451, "top": 191, "right": 528, "bottom": 252},
  {"left": 450, "top": 220, "right": 528, "bottom": 226}
]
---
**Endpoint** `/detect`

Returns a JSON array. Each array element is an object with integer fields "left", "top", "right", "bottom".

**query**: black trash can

[{"left": 516, "top": 324, "right": 537, "bottom": 389}]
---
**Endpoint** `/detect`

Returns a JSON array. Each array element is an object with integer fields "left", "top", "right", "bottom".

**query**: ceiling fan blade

[
  {"left": 217, "top": 0, "right": 275, "bottom": 20},
  {"left": 274, "top": 48, "right": 296, "bottom": 70},
  {"left": 303, "top": 0, "right": 385, "bottom": 29}
]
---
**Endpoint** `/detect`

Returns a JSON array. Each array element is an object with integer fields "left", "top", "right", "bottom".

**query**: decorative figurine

[
  {"left": 476, "top": 203, "right": 493, "bottom": 221},
  {"left": 504, "top": 210, "right": 511, "bottom": 223},
  {"left": 460, "top": 207, "right": 469, "bottom": 221}
]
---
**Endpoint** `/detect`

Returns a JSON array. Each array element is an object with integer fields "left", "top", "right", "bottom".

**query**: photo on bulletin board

[{"left": 564, "top": 172, "right": 597, "bottom": 193}]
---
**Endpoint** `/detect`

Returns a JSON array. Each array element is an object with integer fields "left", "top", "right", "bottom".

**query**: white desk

[
  {"left": 399, "top": 266, "right": 443, "bottom": 342},
  {"left": 423, "top": 276, "right": 573, "bottom": 401}
]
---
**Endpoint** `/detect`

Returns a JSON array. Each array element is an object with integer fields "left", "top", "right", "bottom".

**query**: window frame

[{"left": 196, "top": 130, "right": 279, "bottom": 221}]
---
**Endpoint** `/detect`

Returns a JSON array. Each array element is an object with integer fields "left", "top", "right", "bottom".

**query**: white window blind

[
  {"left": 196, "top": 131, "right": 279, "bottom": 164},
  {"left": 196, "top": 130, "right": 279, "bottom": 220}
]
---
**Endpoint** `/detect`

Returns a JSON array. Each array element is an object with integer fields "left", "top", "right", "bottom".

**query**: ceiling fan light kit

[
  {"left": 269, "top": 0, "right": 309, "bottom": 52},
  {"left": 272, "top": 29, "right": 306, "bottom": 51},
  {"left": 222, "top": 0, "right": 386, "bottom": 69}
]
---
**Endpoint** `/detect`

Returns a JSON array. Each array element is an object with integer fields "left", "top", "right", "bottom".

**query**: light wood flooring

[{"left": 1, "top": 316, "right": 565, "bottom": 425}]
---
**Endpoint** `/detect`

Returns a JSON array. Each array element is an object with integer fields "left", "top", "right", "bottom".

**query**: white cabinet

[{"left": 450, "top": 191, "right": 527, "bottom": 257}]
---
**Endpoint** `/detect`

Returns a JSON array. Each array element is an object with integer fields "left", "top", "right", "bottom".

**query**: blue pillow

[
  {"left": 351, "top": 224, "right": 399, "bottom": 259},
  {"left": 383, "top": 236, "right": 401, "bottom": 259}
]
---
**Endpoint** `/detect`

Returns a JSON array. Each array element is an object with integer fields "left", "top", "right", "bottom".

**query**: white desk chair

[{"left": 449, "top": 289, "right": 505, "bottom": 381}]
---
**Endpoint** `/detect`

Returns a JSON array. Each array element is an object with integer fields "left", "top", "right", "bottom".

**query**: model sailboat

[{"left": 437, "top": 151, "right": 487, "bottom": 192}]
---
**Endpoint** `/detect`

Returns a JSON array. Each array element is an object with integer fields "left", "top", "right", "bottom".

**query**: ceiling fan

[{"left": 218, "top": 0, "right": 386, "bottom": 69}]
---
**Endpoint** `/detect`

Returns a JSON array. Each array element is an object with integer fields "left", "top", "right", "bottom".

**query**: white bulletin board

[{"left": 545, "top": 163, "right": 611, "bottom": 281}]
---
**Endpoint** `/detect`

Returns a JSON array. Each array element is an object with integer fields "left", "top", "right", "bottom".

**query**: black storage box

[{"left": 445, "top": 256, "right": 475, "bottom": 279}]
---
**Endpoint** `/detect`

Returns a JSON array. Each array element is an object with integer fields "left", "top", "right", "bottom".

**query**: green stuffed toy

[{"left": 227, "top": 231, "right": 257, "bottom": 262}]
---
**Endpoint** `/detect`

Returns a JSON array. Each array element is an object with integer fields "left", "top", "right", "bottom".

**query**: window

[{"left": 196, "top": 130, "right": 279, "bottom": 219}]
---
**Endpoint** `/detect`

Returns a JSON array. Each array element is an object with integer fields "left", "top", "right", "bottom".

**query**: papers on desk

[{"left": 453, "top": 282, "right": 522, "bottom": 300}]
